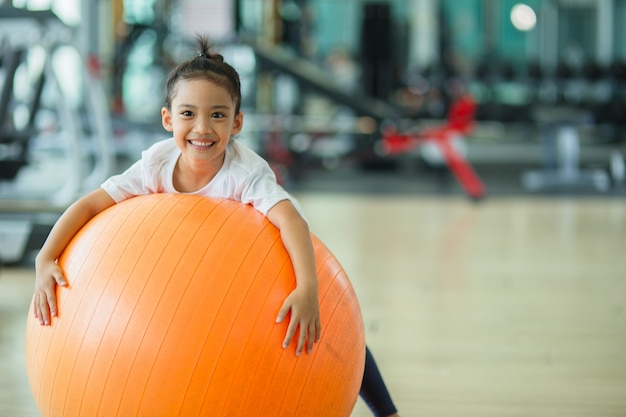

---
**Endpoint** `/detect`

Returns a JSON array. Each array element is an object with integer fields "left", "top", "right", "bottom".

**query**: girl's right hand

[
  {"left": 33, "top": 260, "right": 67, "bottom": 326},
  {"left": 30, "top": 188, "right": 116, "bottom": 326}
]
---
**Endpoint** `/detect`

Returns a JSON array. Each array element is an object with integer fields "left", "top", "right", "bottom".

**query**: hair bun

[{"left": 195, "top": 35, "right": 224, "bottom": 62}]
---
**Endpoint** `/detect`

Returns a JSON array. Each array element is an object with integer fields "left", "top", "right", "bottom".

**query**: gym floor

[{"left": 1, "top": 135, "right": 626, "bottom": 416}]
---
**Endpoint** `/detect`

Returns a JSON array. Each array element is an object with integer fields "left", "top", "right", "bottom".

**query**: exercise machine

[
  {"left": 376, "top": 85, "right": 486, "bottom": 200},
  {"left": 0, "top": 5, "right": 114, "bottom": 264}
]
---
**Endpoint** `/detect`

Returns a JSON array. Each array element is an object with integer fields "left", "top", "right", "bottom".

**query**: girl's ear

[
  {"left": 161, "top": 107, "right": 173, "bottom": 132},
  {"left": 231, "top": 111, "right": 244, "bottom": 136}
]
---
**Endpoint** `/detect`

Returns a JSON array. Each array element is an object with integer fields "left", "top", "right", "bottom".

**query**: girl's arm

[
  {"left": 33, "top": 188, "right": 116, "bottom": 325},
  {"left": 267, "top": 200, "right": 321, "bottom": 356}
]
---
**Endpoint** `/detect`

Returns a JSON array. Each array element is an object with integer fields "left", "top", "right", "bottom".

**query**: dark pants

[{"left": 360, "top": 346, "right": 398, "bottom": 417}]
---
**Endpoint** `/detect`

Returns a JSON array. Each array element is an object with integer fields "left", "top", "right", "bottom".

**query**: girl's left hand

[{"left": 276, "top": 286, "right": 321, "bottom": 356}]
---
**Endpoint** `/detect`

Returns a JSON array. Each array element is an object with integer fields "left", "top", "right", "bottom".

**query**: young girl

[{"left": 32, "top": 36, "right": 399, "bottom": 417}]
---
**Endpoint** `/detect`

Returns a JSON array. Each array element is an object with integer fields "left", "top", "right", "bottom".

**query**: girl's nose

[{"left": 194, "top": 118, "right": 213, "bottom": 134}]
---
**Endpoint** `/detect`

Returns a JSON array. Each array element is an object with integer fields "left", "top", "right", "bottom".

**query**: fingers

[
  {"left": 282, "top": 319, "right": 297, "bottom": 350},
  {"left": 308, "top": 319, "right": 321, "bottom": 354},
  {"left": 282, "top": 318, "right": 322, "bottom": 356},
  {"left": 301, "top": 323, "right": 312, "bottom": 355},
  {"left": 296, "top": 320, "right": 320, "bottom": 356},
  {"left": 33, "top": 282, "right": 65, "bottom": 326},
  {"left": 33, "top": 292, "right": 52, "bottom": 326},
  {"left": 304, "top": 319, "right": 322, "bottom": 354},
  {"left": 32, "top": 294, "right": 41, "bottom": 322},
  {"left": 46, "top": 289, "right": 58, "bottom": 319},
  {"left": 33, "top": 262, "right": 68, "bottom": 326},
  {"left": 53, "top": 271, "right": 68, "bottom": 287},
  {"left": 287, "top": 321, "right": 307, "bottom": 357},
  {"left": 275, "top": 304, "right": 289, "bottom": 324},
  {"left": 281, "top": 316, "right": 305, "bottom": 356},
  {"left": 315, "top": 319, "right": 322, "bottom": 343},
  {"left": 276, "top": 293, "right": 321, "bottom": 356}
]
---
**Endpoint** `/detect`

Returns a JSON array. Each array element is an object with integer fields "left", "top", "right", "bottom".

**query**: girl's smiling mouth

[{"left": 188, "top": 139, "right": 216, "bottom": 149}]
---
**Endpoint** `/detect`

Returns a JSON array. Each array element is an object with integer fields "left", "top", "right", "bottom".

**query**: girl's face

[{"left": 161, "top": 78, "right": 243, "bottom": 169}]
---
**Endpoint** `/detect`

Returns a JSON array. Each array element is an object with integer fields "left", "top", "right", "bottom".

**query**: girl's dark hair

[{"left": 164, "top": 35, "right": 242, "bottom": 113}]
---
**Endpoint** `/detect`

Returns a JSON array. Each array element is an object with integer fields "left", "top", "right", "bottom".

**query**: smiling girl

[{"left": 32, "top": 35, "right": 398, "bottom": 417}]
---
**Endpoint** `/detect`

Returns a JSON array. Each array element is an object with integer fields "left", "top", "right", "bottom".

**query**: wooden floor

[{"left": 1, "top": 193, "right": 625, "bottom": 417}]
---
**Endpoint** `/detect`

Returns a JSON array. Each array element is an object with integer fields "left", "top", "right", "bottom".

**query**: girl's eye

[
  {"left": 181, "top": 110, "right": 193, "bottom": 117},
  {"left": 212, "top": 112, "right": 225, "bottom": 119}
]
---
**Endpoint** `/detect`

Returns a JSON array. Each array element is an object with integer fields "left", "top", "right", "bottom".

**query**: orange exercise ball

[{"left": 25, "top": 194, "right": 365, "bottom": 417}]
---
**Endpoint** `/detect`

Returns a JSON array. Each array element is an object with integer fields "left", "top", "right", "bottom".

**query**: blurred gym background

[
  {"left": 0, "top": 0, "right": 625, "bottom": 264},
  {"left": 1, "top": 2, "right": 626, "bottom": 416}
]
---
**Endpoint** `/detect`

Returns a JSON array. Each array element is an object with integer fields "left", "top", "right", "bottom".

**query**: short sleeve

[
  {"left": 100, "top": 139, "right": 175, "bottom": 202},
  {"left": 239, "top": 164, "right": 306, "bottom": 220}
]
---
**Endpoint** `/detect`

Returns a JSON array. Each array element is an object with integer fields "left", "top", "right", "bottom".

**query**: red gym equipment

[{"left": 377, "top": 92, "right": 486, "bottom": 200}]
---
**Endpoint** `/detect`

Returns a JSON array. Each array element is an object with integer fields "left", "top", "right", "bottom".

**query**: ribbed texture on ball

[{"left": 25, "top": 194, "right": 365, "bottom": 417}]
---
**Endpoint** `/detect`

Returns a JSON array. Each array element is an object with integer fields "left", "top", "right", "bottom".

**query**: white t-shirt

[{"left": 101, "top": 138, "right": 303, "bottom": 217}]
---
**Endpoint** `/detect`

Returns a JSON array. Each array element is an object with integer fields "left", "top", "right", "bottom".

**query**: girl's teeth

[{"left": 190, "top": 140, "right": 213, "bottom": 148}]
